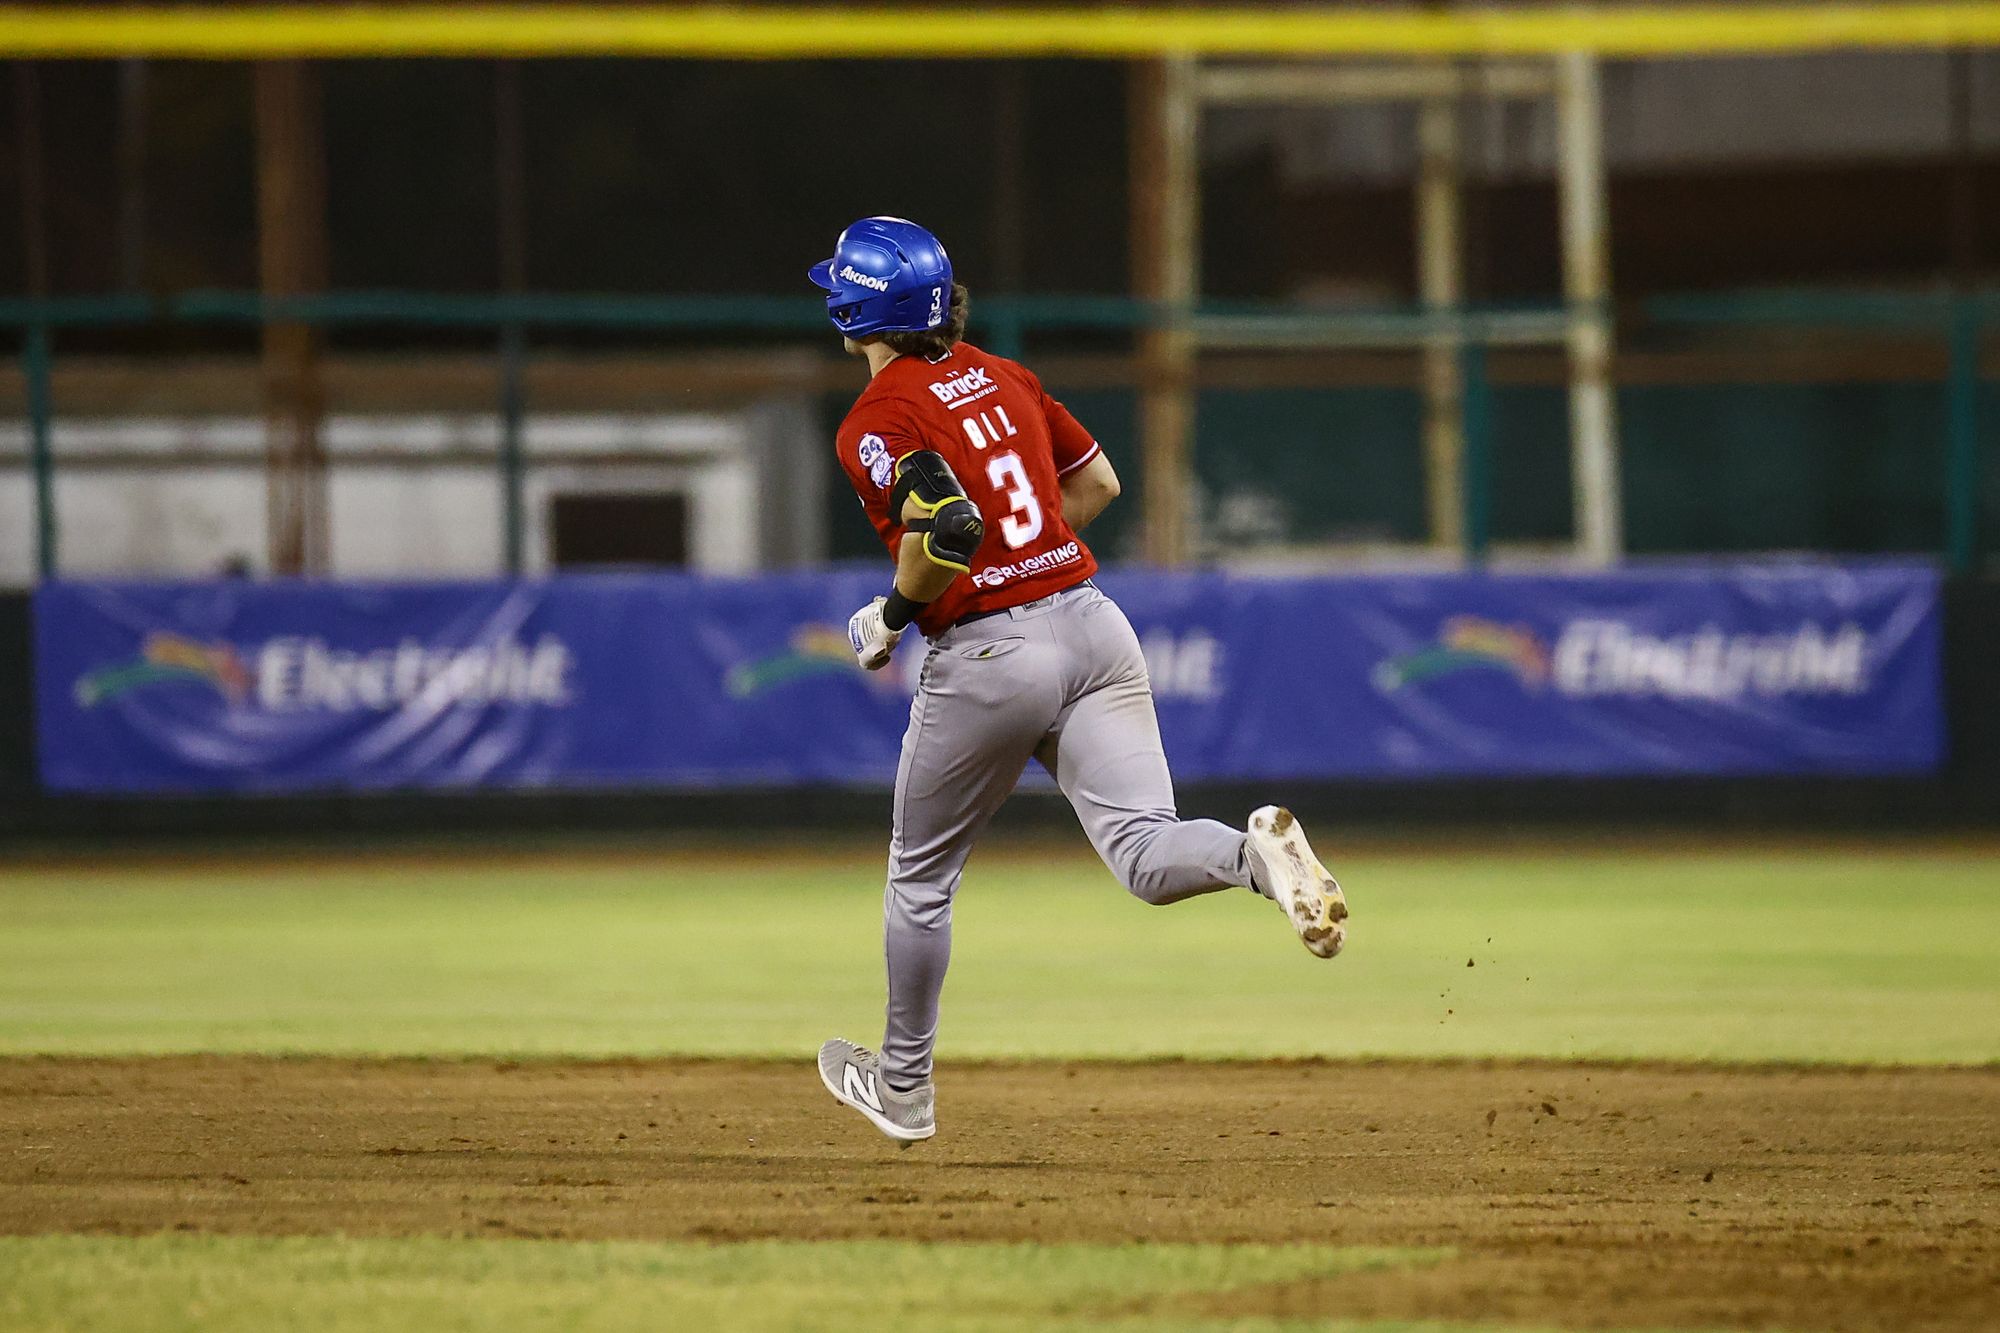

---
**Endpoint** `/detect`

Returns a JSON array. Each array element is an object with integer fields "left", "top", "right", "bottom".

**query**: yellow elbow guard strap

[{"left": 891, "top": 451, "right": 985, "bottom": 572}]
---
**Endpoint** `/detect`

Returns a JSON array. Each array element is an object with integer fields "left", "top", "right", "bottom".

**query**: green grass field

[
  {"left": 2, "top": 842, "right": 1995, "bottom": 1062},
  {"left": 0, "top": 1236, "right": 1461, "bottom": 1333},
  {"left": 3, "top": 838, "right": 1995, "bottom": 1333}
]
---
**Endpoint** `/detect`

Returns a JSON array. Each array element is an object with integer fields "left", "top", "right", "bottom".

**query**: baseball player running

[{"left": 811, "top": 217, "right": 1348, "bottom": 1142}]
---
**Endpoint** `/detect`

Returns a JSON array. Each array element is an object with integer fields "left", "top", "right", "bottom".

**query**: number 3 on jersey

[
  {"left": 985, "top": 452, "right": 1043, "bottom": 549},
  {"left": 959, "top": 408, "right": 1040, "bottom": 548}
]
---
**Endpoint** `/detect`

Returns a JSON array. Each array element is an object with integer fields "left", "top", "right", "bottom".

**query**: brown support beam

[
  {"left": 16, "top": 62, "right": 57, "bottom": 578},
  {"left": 992, "top": 61, "right": 1027, "bottom": 294},
  {"left": 495, "top": 58, "right": 529, "bottom": 574},
  {"left": 1416, "top": 94, "right": 1465, "bottom": 552},
  {"left": 1129, "top": 56, "right": 1197, "bottom": 567},
  {"left": 15, "top": 63, "right": 51, "bottom": 299},
  {"left": 495, "top": 62, "right": 528, "bottom": 297},
  {"left": 115, "top": 56, "right": 148, "bottom": 291},
  {"left": 1948, "top": 48, "right": 1979, "bottom": 283},
  {"left": 254, "top": 59, "right": 329, "bottom": 575}
]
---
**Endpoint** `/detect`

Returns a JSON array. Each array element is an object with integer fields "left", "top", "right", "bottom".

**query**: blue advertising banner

[
  {"left": 34, "top": 563, "right": 1942, "bottom": 793},
  {"left": 1102, "top": 563, "right": 1943, "bottom": 780}
]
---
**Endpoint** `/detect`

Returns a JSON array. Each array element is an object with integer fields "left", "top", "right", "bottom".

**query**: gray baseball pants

[{"left": 881, "top": 582, "right": 1252, "bottom": 1089}]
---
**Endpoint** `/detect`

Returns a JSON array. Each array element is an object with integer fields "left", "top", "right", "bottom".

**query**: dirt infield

[{"left": 2, "top": 1058, "right": 1995, "bottom": 1331}]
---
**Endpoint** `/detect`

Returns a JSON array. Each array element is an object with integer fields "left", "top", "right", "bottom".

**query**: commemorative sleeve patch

[{"left": 857, "top": 433, "right": 896, "bottom": 490}]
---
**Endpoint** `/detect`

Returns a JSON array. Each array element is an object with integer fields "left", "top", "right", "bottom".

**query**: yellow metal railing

[{"left": 7, "top": 4, "right": 2000, "bottom": 60}]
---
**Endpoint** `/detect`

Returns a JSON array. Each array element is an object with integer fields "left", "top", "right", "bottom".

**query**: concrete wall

[{"left": 0, "top": 403, "right": 826, "bottom": 583}]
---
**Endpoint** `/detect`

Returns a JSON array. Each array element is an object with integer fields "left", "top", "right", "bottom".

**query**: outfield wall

[{"left": 1, "top": 570, "right": 1996, "bottom": 842}]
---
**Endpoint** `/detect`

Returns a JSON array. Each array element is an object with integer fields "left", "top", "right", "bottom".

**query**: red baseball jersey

[{"left": 835, "top": 342, "right": 1102, "bottom": 638}]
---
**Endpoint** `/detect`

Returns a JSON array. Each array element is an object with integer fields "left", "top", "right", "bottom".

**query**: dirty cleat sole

[{"left": 1247, "top": 805, "right": 1348, "bottom": 959}]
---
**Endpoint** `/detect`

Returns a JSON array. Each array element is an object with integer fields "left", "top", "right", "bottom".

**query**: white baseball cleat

[
  {"left": 817, "top": 1038, "right": 936, "bottom": 1143},
  {"left": 1246, "top": 805, "right": 1348, "bottom": 959}
]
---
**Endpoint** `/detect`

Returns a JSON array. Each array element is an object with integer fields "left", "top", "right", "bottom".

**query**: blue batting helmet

[{"left": 807, "top": 217, "right": 953, "bottom": 338}]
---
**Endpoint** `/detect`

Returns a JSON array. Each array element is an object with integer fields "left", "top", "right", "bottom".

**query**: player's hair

[{"left": 878, "top": 282, "right": 970, "bottom": 361}]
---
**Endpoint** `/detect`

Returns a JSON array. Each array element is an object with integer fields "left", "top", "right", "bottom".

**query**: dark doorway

[{"left": 549, "top": 492, "right": 689, "bottom": 568}]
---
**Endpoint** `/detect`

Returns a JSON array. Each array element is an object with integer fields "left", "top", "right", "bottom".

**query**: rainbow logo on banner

[
  {"left": 1372, "top": 615, "right": 1549, "bottom": 692},
  {"left": 74, "top": 633, "right": 250, "bottom": 708},
  {"left": 725, "top": 625, "right": 868, "bottom": 699}
]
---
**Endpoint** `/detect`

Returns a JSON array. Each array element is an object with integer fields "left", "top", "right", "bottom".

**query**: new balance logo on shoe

[
  {"left": 842, "top": 1063, "right": 883, "bottom": 1112},
  {"left": 839, "top": 265, "right": 891, "bottom": 292}
]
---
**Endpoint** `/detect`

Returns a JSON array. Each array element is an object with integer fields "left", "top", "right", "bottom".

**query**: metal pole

[
  {"left": 1131, "top": 55, "right": 1199, "bottom": 566},
  {"left": 496, "top": 60, "right": 529, "bottom": 576},
  {"left": 1947, "top": 297, "right": 1980, "bottom": 575},
  {"left": 25, "top": 323, "right": 57, "bottom": 579},
  {"left": 1555, "top": 51, "right": 1622, "bottom": 565},
  {"left": 1417, "top": 93, "right": 1466, "bottom": 553},
  {"left": 1459, "top": 337, "right": 1493, "bottom": 566},
  {"left": 498, "top": 325, "right": 527, "bottom": 576}
]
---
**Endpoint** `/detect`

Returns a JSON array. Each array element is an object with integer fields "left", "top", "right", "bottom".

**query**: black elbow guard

[
  {"left": 891, "top": 450, "right": 986, "bottom": 572},
  {"left": 918, "top": 499, "right": 985, "bottom": 572}
]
